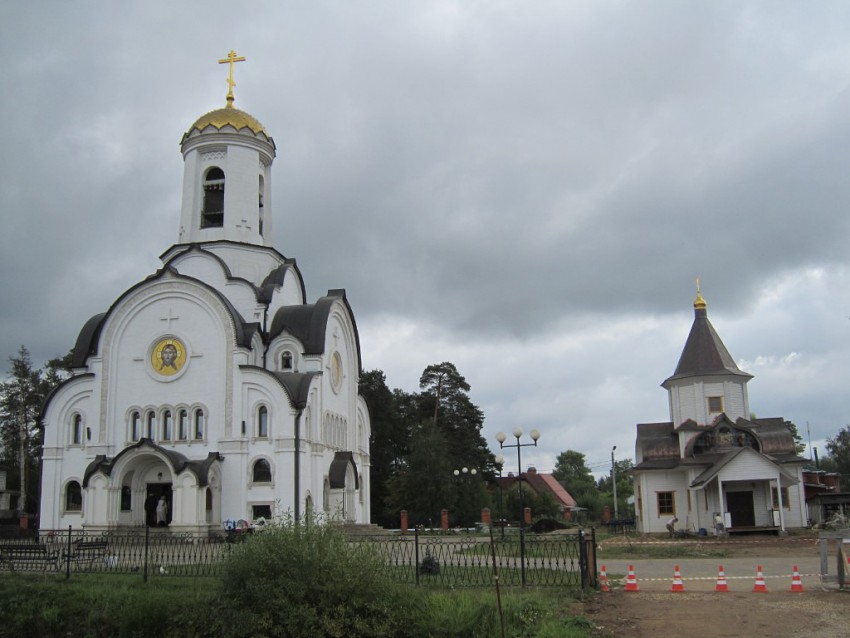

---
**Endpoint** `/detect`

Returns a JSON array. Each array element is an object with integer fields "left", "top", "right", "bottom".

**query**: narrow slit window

[
  {"left": 178, "top": 409, "right": 188, "bottom": 441},
  {"left": 162, "top": 410, "right": 172, "bottom": 441},
  {"left": 258, "top": 406, "right": 269, "bottom": 438},
  {"left": 72, "top": 414, "right": 83, "bottom": 445},
  {"left": 194, "top": 409, "right": 204, "bottom": 440}
]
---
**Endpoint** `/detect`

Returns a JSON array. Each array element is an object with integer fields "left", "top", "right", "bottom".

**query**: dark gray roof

[
  {"left": 239, "top": 366, "right": 320, "bottom": 410},
  {"left": 328, "top": 451, "right": 359, "bottom": 489},
  {"left": 160, "top": 243, "right": 306, "bottom": 305},
  {"left": 269, "top": 289, "right": 364, "bottom": 374},
  {"left": 69, "top": 267, "right": 255, "bottom": 369},
  {"left": 663, "top": 306, "right": 752, "bottom": 387}
]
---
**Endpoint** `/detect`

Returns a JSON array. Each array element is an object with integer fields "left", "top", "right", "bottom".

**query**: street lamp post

[
  {"left": 495, "top": 455, "right": 506, "bottom": 539},
  {"left": 452, "top": 467, "right": 477, "bottom": 529},
  {"left": 611, "top": 445, "right": 618, "bottom": 521},
  {"left": 495, "top": 427, "right": 541, "bottom": 586}
]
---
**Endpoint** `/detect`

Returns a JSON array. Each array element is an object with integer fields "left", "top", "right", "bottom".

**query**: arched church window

[
  {"left": 146, "top": 412, "right": 156, "bottom": 440},
  {"left": 72, "top": 414, "right": 83, "bottom": 445},
  {"left": 178, "top": 409, "right": 188, "bottom": 440},
  {"left": 193, "top": 409, "right": 205, "bottom": 440},
  {"left": 120, "top": 486, "right": 132, "bottom": 511},
  {"left": 162, "top": 410, "right": 172, "bottom": 441},
  {"left": 257, "top": 405, "right": 269, "bottom": 438},
  {"left": 66, "top": 481, "right": 82, "bottom": 512},
  {"left": 201, "top": 167, "right": 225, "bottom": 228},
  {"left": 131, "top": 411, "right": 140, "bottom": 441},
  {"left": 258, "top": 175, "right": 265, "bottom": 236},
  {"left": 252, "top": 458, "right": 272, "bottom": 483},
  {"left": 281, "top": 350, "right": 293, "bottom": 371}
]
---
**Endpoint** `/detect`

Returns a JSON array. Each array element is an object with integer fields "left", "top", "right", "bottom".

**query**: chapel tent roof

[{"left": 662, "top": 295, "right": 752, "bottom": 387}]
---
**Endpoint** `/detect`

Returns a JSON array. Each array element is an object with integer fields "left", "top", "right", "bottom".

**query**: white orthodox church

[
  {"left": 632, "top": 290, "right": 807, "bottom": 534},
  {"left": 39, "top": 56, "right": 371, "bottom": 533}
]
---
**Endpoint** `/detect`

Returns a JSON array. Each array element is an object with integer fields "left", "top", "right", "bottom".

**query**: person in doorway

[
  {"left": 156, "top": 496, "right": 169, "bottom": 527},
  {"left": 144, "top": 493, "right": 157, "bottom": 527},
  {"left": 666, "top": 516, "right": 679, "bottom": 537}
]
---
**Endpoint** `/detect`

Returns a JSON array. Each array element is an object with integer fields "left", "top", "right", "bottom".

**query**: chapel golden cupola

[{"left": 178, "top": 50, "right": 276, "bottom": 248}]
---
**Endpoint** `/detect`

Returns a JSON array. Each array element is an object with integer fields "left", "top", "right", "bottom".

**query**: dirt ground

[{"left": 574, "top": 535, "right": 850, "bottom": 638}]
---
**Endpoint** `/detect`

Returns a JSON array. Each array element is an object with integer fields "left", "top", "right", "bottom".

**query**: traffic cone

[
  {"left": 625, "top": 564, "right": 639, "bottom": 592},
  {"left": 790, "top": 565, "right": 803, "bottom": 592},
  {"left": 671, "top": 564, "right": 685, "bottom": 592},
  {"left": 599, "top": 565, "right": 610, "bottom": 592},
  {"left": 752, "top": 564, "right": 768, "bottom": 593},
  {"left": 715, "top": 565, "right": 729, "bottom": 592}
]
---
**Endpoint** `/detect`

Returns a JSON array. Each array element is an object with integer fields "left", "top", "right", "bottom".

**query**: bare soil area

[{"left": 576, "top": 534, "right": 849, "bottom": 638}]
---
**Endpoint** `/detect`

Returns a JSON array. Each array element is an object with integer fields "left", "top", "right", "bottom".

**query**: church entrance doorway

[
  {"left": 144, "top": 483, "right": 172, "bottom": 527},
  {"left": 726, "top": 491, "right": 755, "bottom": 528}
]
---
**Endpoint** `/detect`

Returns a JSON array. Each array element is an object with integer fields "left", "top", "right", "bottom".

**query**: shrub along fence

[{"left": 0, "top": 526, "right": 596, "bottom": 588}]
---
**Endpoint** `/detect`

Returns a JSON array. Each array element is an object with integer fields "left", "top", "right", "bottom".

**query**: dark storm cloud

[{"left": 1, "top": 1, "right": 848, "bottom": 465}]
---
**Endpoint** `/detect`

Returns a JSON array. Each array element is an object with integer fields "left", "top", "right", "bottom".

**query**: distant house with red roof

[{"left": 497, "top": 467, "right": 578, "bottom": 521}]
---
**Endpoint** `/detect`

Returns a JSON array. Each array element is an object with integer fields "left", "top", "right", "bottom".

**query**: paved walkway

[{"left": 599, "top": 557, "right": 832, "bottom": 592}]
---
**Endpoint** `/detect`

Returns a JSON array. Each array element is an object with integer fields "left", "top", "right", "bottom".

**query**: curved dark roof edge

[
  {"left": 662, "top": 368, "right": 754, "bottom": 387},
  {"left": 328, "top": 451, "right": 359, "bottom": 489},
  {"left": 72, "top": 314, "right": 107, "bottom": 368},
  {"left": 238, "top": 365, "right": 320, "bottom": 410},
  {"left": 83, "top": 439, "right": 223, "bottom": 488},
  {"left": 69, "top": 267, "right": 253, "bottom": 370},
  {"left": 38, "top": 373, "right": 96, "bottom": 422},
  {"left": 268, "top": 289, "right": 363, "bottom": 375}
]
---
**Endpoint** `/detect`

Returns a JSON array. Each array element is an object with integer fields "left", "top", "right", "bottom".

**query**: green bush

[{"left": 213, "top": 522, "right": 419, "bottom": 637}]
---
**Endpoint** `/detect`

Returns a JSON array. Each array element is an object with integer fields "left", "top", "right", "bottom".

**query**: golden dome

[{"left": 186, "top": 105, "right": 267, "bottom": 136}]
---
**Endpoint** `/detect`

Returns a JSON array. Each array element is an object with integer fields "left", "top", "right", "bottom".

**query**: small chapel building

[
  {"left": 39, "top": 59, "right": 371, "bottom": 533},
  {"left": 632, "top": 290, "right": 807, "bottom": 534}
]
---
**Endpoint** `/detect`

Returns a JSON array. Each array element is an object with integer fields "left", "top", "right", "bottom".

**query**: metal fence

[{"left": 0, "top": 526, "right": 595, "bottom": 588}]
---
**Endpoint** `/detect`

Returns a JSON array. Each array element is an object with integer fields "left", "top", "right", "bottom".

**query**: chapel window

[
  {"left": 201, "top": 167, "right": 225, "bottom": 228},
  {"left": 708, "top": 396, "right": 724, "bottom": 414},
  {"left": 193, "top": 409, "right": 205, "bottom": 440},
  {"left": 72, "top": 414, "right": 83, "bottom": 445},
  {"left": 66, "top": 481, "right": 82, "bottom": 512},
  {"left": 656, "top": 491, "right": 675, "bottom": 516},
  {"left": 252, "top": 458, "right": 272, "bottom": 483},
  {"left": 257, "top": 405, "right": 269, "bottom": 438}
]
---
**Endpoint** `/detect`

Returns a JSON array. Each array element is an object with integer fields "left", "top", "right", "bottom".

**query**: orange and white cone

[
  {"left": 790, "top": 565, "right": 804, "bottom": 592},
  {"left": 671, "top": 564, "right": 685, "bottom": 592},
  {"left": 715, "top": 565, "right": 729, "bottom": 592},
  {"left": 599, "top": 564, "right": 610, "bottom": 592},
  {"left": 625, "top": 564, "right": 639, "bottom": 592},
  {"left": 752, "top": 564, "right": 768, "bottom": 593}
]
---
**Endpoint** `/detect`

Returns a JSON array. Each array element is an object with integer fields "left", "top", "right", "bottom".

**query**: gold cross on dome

[{"left": 218, "top": 49, "right": 246, "bottom": 106}]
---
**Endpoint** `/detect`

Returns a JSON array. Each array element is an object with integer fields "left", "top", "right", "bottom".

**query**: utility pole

[{"left": 611, "top": 445, "right": 618, "bottom": 520}]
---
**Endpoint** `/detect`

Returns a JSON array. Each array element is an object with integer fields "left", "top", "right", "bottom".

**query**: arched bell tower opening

[{"left": 201, "top": 167, "right": 225, "bottom": 228}]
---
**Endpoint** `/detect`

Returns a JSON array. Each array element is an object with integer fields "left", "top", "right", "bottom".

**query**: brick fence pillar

[
  {"left": 441, "top": 509, "right": 449, "bottom": 531},
  {"left": 481, "top": 508, "right": 491, "bottom": 525},
  {"left": 400, "top": 510, "right": 408, "bottom": 535},
  {"left": 524, "top": 507, "right": 532, "bottom": 525}
]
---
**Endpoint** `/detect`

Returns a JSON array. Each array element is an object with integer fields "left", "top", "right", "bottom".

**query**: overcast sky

[{"left": 2, "top": 1, "right": 849, "bottom": 476}]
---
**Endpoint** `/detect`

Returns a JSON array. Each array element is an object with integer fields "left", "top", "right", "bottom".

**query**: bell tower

[{"left": 177, "top": 50, "right": 276, "bottom": 247}]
